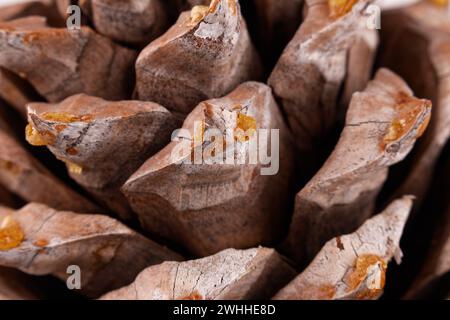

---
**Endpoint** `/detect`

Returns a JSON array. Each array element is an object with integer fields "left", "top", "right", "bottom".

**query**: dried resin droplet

[
  {"left": 346, "top": 254, "right": 387, "bottom": 298},
  {"left": 66, "top": 147, "right": 78, "bottom": 156},
  {"left": 0, "top": 203, "right": 182, "bottom": 297},
  {"left": 207, "top": 0, "right": 237, "bottom": 16},
  {"left": 25, "top": 124, "right": 47, "bottom": 146},
  {"left": 26, "top": 94, "right": 179, "bottom": 220},
  {"left": 210, "top": 0, "right": 220, "bottom": 13},
  {"left": 227, "top": 0, "right": 238, "bottom": 15},
  {"left": 430, "top": 0, "right": 448, "bottom": 7},
  {"left": 66, "top": 162, "right": 83, "bottom": 175},
  {"left": 274, "top": 197, "right": 412, "bottom": 300},
  {"left": 316, "top": 285, "right": 337, "bottom": 299},
  {"left": 382, "top": 94, "right": 432, "bottom": 150},
  {"left": 33, "top": 239, "right": 49, "bottom": 248},
  {"left": 42, "top": 112, "right": 93, "bottom": 123},
  {"left": 122, "top": 82, "right": 294, "bottom": 256},
  {"left": 189, "top": 5, "right": 209, "bottom": 26},
  {"left": 328, "top": 0, "right": 358, "bottom": 18},
  {"left": 193, "top": 120, "right": 206, "bottom": 145},
  {"left": 282, "top": 70, "right": 427, "bottom": 264},
  {"left": 180, "top": 291, "right": 203, "bottom": 300},
  {"left": 235, "top": 113, "right": 257, "bottom": 142},
  {"left": 0, "top": 216, "right": 24, "bottom": 251}
]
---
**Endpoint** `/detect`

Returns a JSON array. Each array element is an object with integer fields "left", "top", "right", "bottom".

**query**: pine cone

[{"left": 0, "top": 0, "right": 448, "bottom": 300}]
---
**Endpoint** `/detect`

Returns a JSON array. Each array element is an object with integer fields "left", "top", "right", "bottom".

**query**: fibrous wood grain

[
  {"left": 284, "top": 69, "right": 431, "bottom": 264},
  {"left": 274, "top": 196, "right": 413, "bottom": 300},
  {"left": 0, "top": 203, "right": 182, "bottom": 297},
  {"left": 26, "top": 94, "right": 179, "bottom": 219},
  {"left": 101, "top": 247, "right": 296, "bottom": 300},
  {"left": 269, "top": 0, "right": 378, "bottom": 152},
  {"left": 123, "top": 82, "right": 294, "bottom": 256},
  {"left": 135, "top": 0, "right": 262, "bottom": 116},
  {"left": 0, "top": 18, "right": 137, "bottom": 103}
]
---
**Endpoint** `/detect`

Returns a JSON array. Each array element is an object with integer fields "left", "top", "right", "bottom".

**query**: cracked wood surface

[
  {"left": 0, "top": 18, "right": 137, "bottom": 103},
  {"left": 0, "top": 203, "right": 182, "bottom": 297},
  {"left": 26, "top": 94, "right": 180, "bottom": 219},
  {"left": 101, "top": 247, "right": 296, "bottom": 300},
  {"left": 123, "top": 82, "right": 294, "bottom": 256},
  {"left": 274, "top": 196, "right": 413, "bottom": 300},
  {"left": 135, "top": 0, "right": 262, "bottom": 116},
  {"left": 268, "top": 0, "right": 377, "bottom": 151},
  {"left": 78, "top": 0, "right": 169, "bottom": 46},
  {"left": 284, "top": 69, "right": 432, "bottom": 265}
]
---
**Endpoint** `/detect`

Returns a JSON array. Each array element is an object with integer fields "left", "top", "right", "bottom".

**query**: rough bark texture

[
  {"left": 101, "top": 247, "right": 296, "bottom": 300},
  {"left": 268, "top": 0, "right": 377, "bottom": 151},
  {"left": 123, "top": 82, "right": 294, "bottom": 256},
  {"left": 284, "top": 69, "right": 432, "bottom": 264},
  {"left": 79, "top": 0, "right": 169, "bottom": 46},
  {"left": 26, "top": 94, "right": 180, "bottom": 219},
  {"left": 0, "top": 203, "right": 182, "bottom": 297},
  {"left": 274, "top": 196, "right": 413, "bottom": 300},
  {"left": 0, "top": 18, "right": 137, "bottom": 103},
  {"left": 134, "top": 0, "right": 262, "bottom": 116}
]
